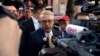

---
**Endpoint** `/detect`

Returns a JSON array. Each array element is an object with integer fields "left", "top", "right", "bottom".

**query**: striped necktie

[{"left": 47, "top": 33, "right": 55, "bottom": 48}]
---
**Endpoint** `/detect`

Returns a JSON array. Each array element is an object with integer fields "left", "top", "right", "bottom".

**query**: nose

[{"left": 45, "top": 22, "right": 50, "bottom": 26}]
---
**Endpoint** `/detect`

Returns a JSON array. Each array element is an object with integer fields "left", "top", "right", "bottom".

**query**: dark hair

[
  {"left": 74, "top": 0, "right": 86, "bottom": 5},
  {"left": 75, "top": 12, "right": 89, "bottom": 19},
  {"left": 0, "top": 6, "right": 17, "bottom": 20},
  {"left": 3, "top": 1, "right": 24, "bottom": 9},
  {"left": 33, "top": 5, "right": 44, "bottom": 13}
]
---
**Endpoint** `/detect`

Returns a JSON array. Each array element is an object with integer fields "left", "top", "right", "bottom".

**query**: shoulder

[
  {"left": 53, "top": 26, "right": 61, "bottom": 34},
  {"left": 53, "top": 26, "right": 60, "bottom": 31},
  {"left": 20, "top": 18, "right": 32, "bottom": 25},
  {"left": 19, "top": 18, "right": 33, "bottom": 28},
  {"left": 29, "top": 29, "right": 44, "bottom": 41},
  {"left": 52, "top": 26, "right": 62, "bottom": 36},
  {"left": 30, "top": 29, "right": 43, "bottom": 37}
]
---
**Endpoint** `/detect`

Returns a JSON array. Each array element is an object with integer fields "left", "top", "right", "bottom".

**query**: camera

[{"left": 81, "top": 0, "right": 100, "bottom": 15}]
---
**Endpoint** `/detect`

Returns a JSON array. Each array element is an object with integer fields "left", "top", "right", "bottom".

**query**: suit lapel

[
  {"left": 38, "top": 28, "right": 45, "bottom": 38},
  {"left": 36, "top": 29, "right": 46, "bottom": 47},
  {"left": 29, "top": 18, "right": 35, "bottom": 31},
  {"left": 52, "top": 29, "right": 58, "bottom": 37}
]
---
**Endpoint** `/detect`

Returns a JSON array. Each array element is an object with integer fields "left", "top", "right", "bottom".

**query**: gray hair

[{"left": 40, "top": 10, "right": 54, "bottom": 19}]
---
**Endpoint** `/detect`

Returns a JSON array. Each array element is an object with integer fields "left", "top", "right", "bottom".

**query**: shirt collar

[
  {"left": 31, "top": 16, "right": 38, "bottom": 23},
  {"left": 45, "top": 30, "right": 53, "bottom": 37}
]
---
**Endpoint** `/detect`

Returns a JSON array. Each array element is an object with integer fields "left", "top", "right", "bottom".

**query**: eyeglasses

[{"left": 39, "top": 20, "right": 54, "bottom": 23}]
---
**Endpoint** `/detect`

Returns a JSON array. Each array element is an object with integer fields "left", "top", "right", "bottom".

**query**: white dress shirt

[
  {"left": 45, "top": 31, "right": 55, "bottom": 48},
  {"left": 31, "top": 16, "right": 40, "bottom": 30},
  {"left": 45, "top": 31, "right": 53, "bottom": 37}
]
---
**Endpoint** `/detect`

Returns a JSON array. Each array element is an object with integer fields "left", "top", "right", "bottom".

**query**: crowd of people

[{"left": 0, "top": 0, "right": 99, "bottom": 56}]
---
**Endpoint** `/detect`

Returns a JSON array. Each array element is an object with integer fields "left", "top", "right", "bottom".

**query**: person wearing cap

[{"left": 59, "top": 15, "right": 72, "bottom": 38}]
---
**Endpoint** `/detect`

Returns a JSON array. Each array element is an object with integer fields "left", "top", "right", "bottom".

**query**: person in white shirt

[{"left": 19, "top": 5, "right": 45, "bottom": 56}]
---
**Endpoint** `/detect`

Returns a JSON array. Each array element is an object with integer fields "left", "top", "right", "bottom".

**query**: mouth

[
  {"left": 43, "top": 27, "right": 52, "bottom": 32},
  {"left": 46, "top": 27, "right": 51, "bottom": 30}
]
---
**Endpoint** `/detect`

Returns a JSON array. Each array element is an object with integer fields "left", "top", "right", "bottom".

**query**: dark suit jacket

[
  {"left": 28, "top": 27, "right": 62, "bottom": 56},
  {"left": 18, "top": 16, "right": 26, "bottom": 24},
  {"left": 19, "top": 18, "right": 35, "bottom": 56},
  {"left": 61, "top": 30, "right": 73, "bottom": 38},
  {"left": 20, "top": 18, "right": 35, "bottom": 34}
]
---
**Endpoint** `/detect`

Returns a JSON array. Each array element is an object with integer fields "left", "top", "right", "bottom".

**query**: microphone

[
  {"left": 57, "top": 38, "right": 95, "bottom": 56},
  {"left": 57, "top": 38, "right": 79, "bottom": 51},
  {"left": 66, "top": 24, "right": 89, "bottom": 40}
]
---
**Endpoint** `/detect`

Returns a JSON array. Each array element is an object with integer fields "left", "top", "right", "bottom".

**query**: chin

[{"left": 45, "top": 29, "right": 51, "bottom": 33}]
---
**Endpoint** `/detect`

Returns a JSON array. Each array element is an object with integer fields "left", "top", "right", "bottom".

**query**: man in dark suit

[
  {"left": 19, "top": 5, "right": 44, "bottom": 56},
  {"left": 28, "top": 10, "right": 62, "bottom": 56}
]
